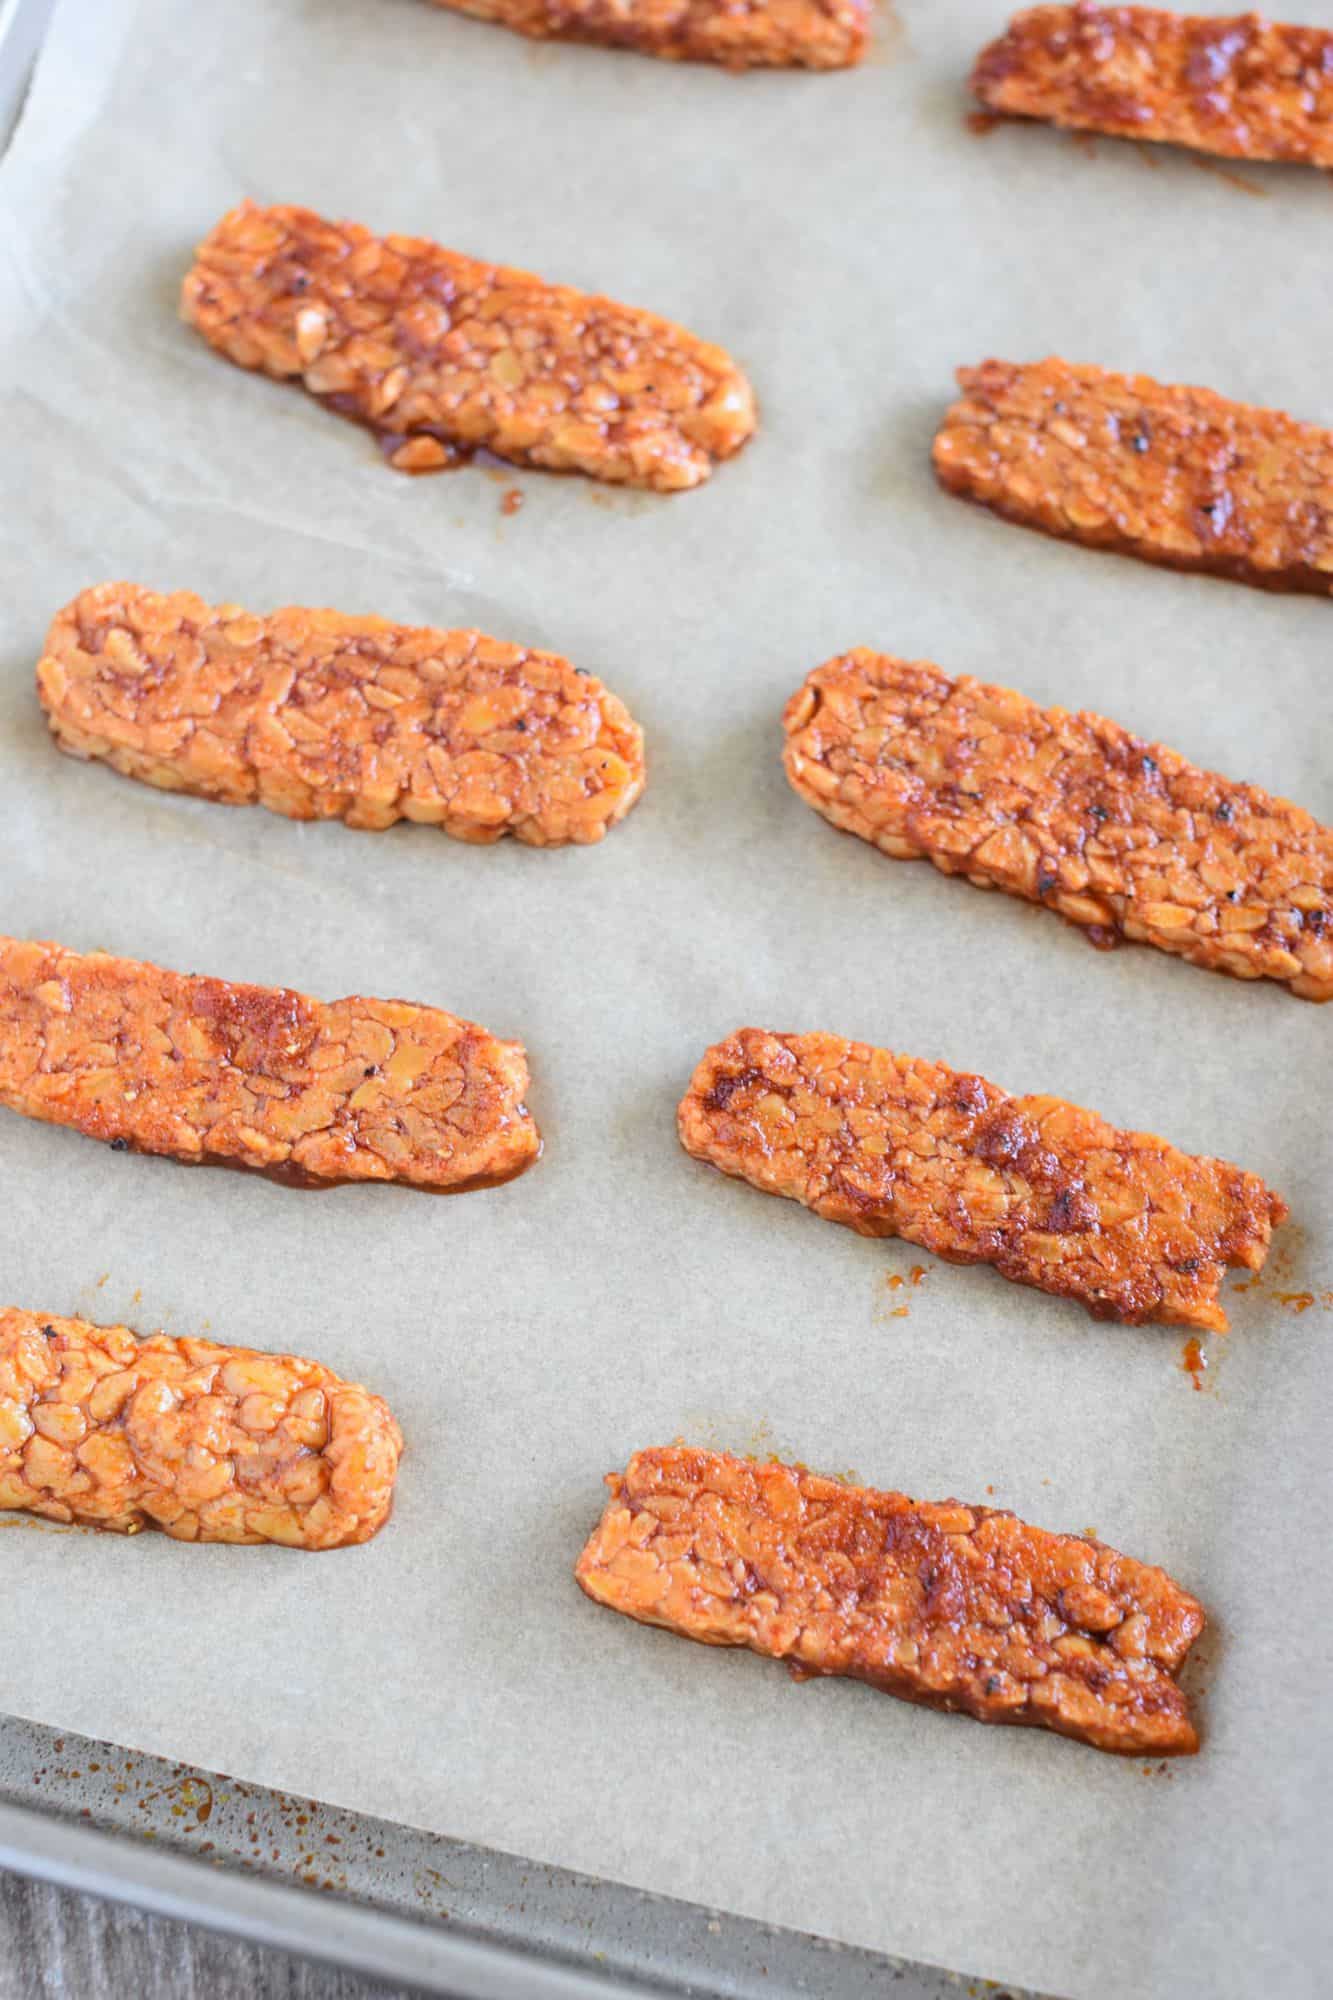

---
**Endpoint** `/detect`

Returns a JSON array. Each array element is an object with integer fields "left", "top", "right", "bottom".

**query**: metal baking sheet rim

[{"left": 0, "top": 1797, "right": 659, "bottom": 1999}]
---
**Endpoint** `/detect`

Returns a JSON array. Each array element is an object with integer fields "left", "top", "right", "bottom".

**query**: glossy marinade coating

[
  {"left": 39, "top": 584, "right": 646, "bottom": 849},
  {"left": 679, "top": 1029, "right": 1284, "bottom": 1330},
  {"left": 0, "top": 1310, "right": 402, "bottom": 1548},
  {"left": 972, "top": 5, "right": 1333, "bottom": 166},
  {"left": 0, "top": 938, "right": 539, "bottom": 1191},
  {"left": 577, "top": 1448, "right": 1204, "bottom": 1755},
  {"left": 181, "top": 203, "right": 756, "bottom": 492},
  {"left": 784, "top": 651, "right": 1333, "bottom": 1001},
  {"left": 932, "top": 358, "right": 1333, "bottom": 595},
  {"left": 426, "top": 0, "right": 869, "bottom": 68}
]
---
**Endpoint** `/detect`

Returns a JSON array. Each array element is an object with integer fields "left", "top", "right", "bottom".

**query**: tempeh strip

[
  {"left": 972, "top": 5, "right": 1333, "bottom": 166},
  {"left": 182, "top": 203, "right": 756, "bottom": 492},
  {"left": 576, "top": 1448, "right": 1204, "bottom": 1756},
  {"left": 678, "top": 1029, "right": 1284, "bottom": 1330},
  {"left": 423, "top": 0, "right": 869, "bottom": 68},
  {"left": 0, "top": 937, "right": 539, "bottom": 1191},
  {"left": 932, "top": 357, "right": 1333, "bottom": 596},
  {"left": 783, "top": 651, "right": 1333, "bottom": 1001},
  {"left": 0, "top": 1309, "right": 402, "bottom": 1548},
  {"left": 39, "top": 584, "right": 646, "bottom": 849}
]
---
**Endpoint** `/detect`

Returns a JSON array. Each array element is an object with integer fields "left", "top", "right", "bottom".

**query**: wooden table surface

[{"left": 0, "top": 1871, "right": 416, "bottom": 2000}]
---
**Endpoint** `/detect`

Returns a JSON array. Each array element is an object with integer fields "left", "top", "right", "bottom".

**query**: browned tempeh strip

[
  {"left": 783, "top": 651, "right": 1333, "bottom": 1001},
  {"left": 182, "top": 203, "right": 756, "bottom": 492},
  {"left": 972, "top": 5, "right": 1333, "bottom": 166},
  {"left": 0, "top": 937, "right": 539, "bottom": 1191},
  {"left": 0, "top": 1309, "right": 402, "bottom": 1548},
  {"left": 577, "top": 1448, "right": 1204, "bottom": 1755},
  {"left": 933, "top": 357, "right": 1333, "bottom": 596},
  {"left": 424, "top": 0, "right": 869, "bottom": 68},
  {"left": 38, "top": 584, "right": 646, "bottom": 849},
  {"left": 679, "top": 1029, "right": 1285, "bottom": 1330}
]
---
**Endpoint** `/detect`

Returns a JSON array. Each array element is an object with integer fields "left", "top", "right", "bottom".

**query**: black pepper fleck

[{"left": 110, "top": 1138, "right": 129, "bottom": 1153}]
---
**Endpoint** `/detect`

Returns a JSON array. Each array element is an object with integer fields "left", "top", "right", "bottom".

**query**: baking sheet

[{"left": 0, "top": 1, "right": 1329, "bottom": 1994}]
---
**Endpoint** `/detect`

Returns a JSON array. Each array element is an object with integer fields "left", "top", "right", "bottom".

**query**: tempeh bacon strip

[
  {"left": 932, "top": 357, "right": 1333, "bottom": 596},
  {"left": 38, "top": 584, "right": 646, "bottom": 848},
  {"left": 783, "top": 651, "right": 1333, "bottom": 1001},
  {"left": 423, "top": 0, "right": 869, "bottom": 69},
  {"left": 182, "top": 203, "right": 756, "bottom": 492},
  {"left": 0, "top": 937, "right": 539, "bottom": 1191},
  {"left": 0, "top": 1309, "right": 402, "bottom": 1548},
  {"left": 576, "top": 1447, "right": 1204, "bottom": 1755},
  {"left": 972, "top": 5, "right": 1333, "bottom": 167},
  {"left": 678, "top": 1029, "right": 1284, "bottom": 1330}
]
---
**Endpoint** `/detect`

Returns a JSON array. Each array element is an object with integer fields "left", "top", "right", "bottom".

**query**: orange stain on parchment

[
  {"left": 1181, "top": 1337, "right": 1208, "bottom": 1392},
  {"left": 1188, "top": 154, "right": 1268, "bottom": 198},
  {"left": 1230, "top": 1229, "right": 1330, "bottom": 1314},
  {"left": 877, "top": 1264, "right": 928, "bottom": 1322}
]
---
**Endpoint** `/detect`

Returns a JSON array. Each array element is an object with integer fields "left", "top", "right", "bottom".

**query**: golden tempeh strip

[
  {"left": 678, "top": 1029, "right": 1284, "bottom": 1330},
  {"left": 783, "top": 651, "right": 1333, "bottom": 1001},
  {"left": 182, "top": 202, "right": 756, "bottom": 492},
  {"left": 425, "top": 0, "right": 869, "bottom": 68},
  {"left": 39, "top": 584, "right": 646, "bottom": 849},
  {"left": 577, "top": 1448, "right": 1204, "bottom": 1755},
  {"left": 0, "top": 1310, "right": 402, "bottom": 1547},
  {"left": 0, "top": 938, "right": 539, "bottom": 1191},
  {"left": 933, "top": 357, "right": 1333, "bottom": 595},
  {"left": 972, "top": 5, "right": 1333, "bottom": 166}
]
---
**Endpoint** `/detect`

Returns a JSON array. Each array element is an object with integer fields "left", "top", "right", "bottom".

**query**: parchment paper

[{"left": 0, "top": 2, "right": 1329, "bottom": 1993}]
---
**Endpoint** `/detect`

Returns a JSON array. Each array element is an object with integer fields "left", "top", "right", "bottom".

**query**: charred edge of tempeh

[
  {"left": 39, "top": 583, "right": 647, "bottom": 849},
  {"left": 426, "top": 0, "right": 870, "bottom": 69},
  {"left": 576, "top": 1448, "right": 1205, "bottom": 1755},
  {"left": 932, "top": 357, "right": 1333, "bottom": 596},
  {"left": 678, "top": 1028, "right": 1285, "bottom": 1330},
  {"left": 972, "top": 5, "right": 1333, "bottom": 168},
  {"left": 782, "top": 650, "right": 1333, "bottom": 1001},
  {"left": 0, "top": 936, "right": 540, "bottom": 1191},
  {"left": 0, "top": 1309, "right": 403, "bottom": 1548},
  {"left": 181, "top": 202, "right": 757, "bottom": 492}
]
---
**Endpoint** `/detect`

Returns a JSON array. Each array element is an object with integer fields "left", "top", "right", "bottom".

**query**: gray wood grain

[{"left": 0, "top": 1870, "right": 418, "bottom": 2000}]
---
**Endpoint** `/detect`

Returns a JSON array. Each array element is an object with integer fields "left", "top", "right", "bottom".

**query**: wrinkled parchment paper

[{"left": 0, "top": 2, "right": 1329, "bottom": 1993}]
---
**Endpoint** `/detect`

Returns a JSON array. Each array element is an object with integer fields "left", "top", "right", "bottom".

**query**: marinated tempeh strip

[
  {"left": 577, "top": 1448, "right": 1204, "bottom": 1755},
  {"left": 0, "top": 1309, "right": 402, "bottom": 1548},
  {"left": 0, "top": 938, "right": 539, "bottom": 1191},
  {"left": 182, "top": 202, "right": 756, "bottom": 492},
  {"left": 783, "top": 651, "right": 1333, "bottom": 1001},
  {"left": 933, "top": 358, "right": 1333, "bottom": 596},
  {"left": 424, "top": 0, "right": 869, "bottom": 68},
  {"left": 39, "top": 584, "right": 646, "bottom": 848},
  {"left": 972, "top": 5, "right": 1333, "bottom": 166},
  {"left": 679, "top": 1029, "right": 1284, "bottom": 1330},
  {"left": 576, "top": 1456, "right": 1200, "bottom": 1752}
]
